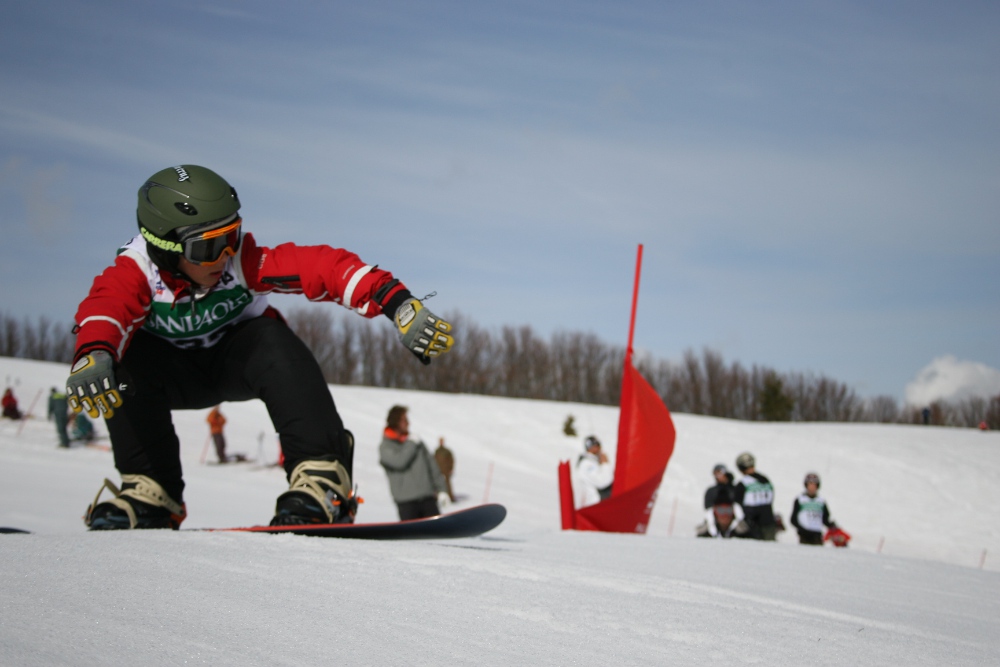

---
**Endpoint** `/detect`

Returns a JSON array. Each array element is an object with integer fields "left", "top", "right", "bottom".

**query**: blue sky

[{"left": 1, "top": 1, "right": 997, "bottom": 402}]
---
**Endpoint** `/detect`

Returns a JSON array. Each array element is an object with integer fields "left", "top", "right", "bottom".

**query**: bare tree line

[
  {"left": 2, "top": 310, "right": 998, "bottom": 429},
  {"left": 283, "top": 309, "right": 1000, "bottom": 429},
  {"left": 0, "top": 313, "right": 74, "bottom": 363}
]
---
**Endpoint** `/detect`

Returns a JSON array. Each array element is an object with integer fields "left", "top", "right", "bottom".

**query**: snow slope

[{"left": 2, "top": 356, "right": 999, "bottom": 665}]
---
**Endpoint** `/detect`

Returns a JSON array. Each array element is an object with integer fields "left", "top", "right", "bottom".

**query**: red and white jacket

[{"left": 74, "top": 231, "right": 408, "bottom": 361}]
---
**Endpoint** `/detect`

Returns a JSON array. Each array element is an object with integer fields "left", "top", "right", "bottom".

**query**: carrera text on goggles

[{"left": 179, "top": 217, "right": 242, "bottom": 265}]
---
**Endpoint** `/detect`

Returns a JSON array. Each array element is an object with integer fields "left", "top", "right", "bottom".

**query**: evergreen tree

[{"left": 759, "top": 373, "right": 794, "bottom": 421}]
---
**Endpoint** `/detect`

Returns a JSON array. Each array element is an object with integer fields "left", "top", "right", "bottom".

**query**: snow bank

[{"left": 2, "top": 356, "right": 998, "bottom": 665}]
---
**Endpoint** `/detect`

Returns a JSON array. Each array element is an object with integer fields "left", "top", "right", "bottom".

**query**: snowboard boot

[
  {"left": 85, "top": 475, "right": 187, "bottom": 530},
  {"left": 270, "top": 458, "right": 357, "bottom": 526}
]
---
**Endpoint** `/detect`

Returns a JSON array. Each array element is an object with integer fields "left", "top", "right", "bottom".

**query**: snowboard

[
  {"left": 197, "top": 503, "right": 507, "bottom": 540},
  {"left": 1, "top": 504, "right": 507, "bottom": 540}
]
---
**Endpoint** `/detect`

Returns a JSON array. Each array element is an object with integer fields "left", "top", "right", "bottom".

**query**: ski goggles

[{"left": 177, "top": 215, "right": 243, "bottom": 265}]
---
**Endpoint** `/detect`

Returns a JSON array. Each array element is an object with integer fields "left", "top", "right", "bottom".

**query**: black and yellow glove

[
  {"left": 67, "top": 350, "right": 124, "bottom": 419},
  {"left": 393, "top": 298, "right": 454, "bottom": 365}
]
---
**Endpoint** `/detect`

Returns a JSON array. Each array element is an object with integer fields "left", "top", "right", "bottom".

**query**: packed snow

[{"left": 2, "top": 356, "right": 998, "bottom": 665}]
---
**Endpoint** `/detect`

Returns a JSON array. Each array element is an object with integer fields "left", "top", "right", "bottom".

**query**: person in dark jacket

[
  {"left": 704, "top": 463, "right": 734, "bottom": 509},
  {"left": 379, "top": 405, "right": 448, "bottom": 520},
  {"left": 696, "top": 485, "right": 749, "bottom": 539},
  {"left": 733, "top": 451, "right": 779, "bottom": 541},
  {"left": 48, "top": 387, "right": 70, "bottom": 448}
]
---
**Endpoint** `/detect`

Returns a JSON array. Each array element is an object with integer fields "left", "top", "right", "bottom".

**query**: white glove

[{"left": 437, "top": 491, "right": 451, "bottom": 510}]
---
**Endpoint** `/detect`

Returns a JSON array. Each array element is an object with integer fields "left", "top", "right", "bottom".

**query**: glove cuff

[
  {"left": 381, "top": 288, "right": 413, "bottom": 321},
  {"left": 73, "top": 344, "right": 117, "bottom": 364}
]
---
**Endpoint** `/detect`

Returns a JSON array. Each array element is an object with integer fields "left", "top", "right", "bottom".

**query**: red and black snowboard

[
  {"left": 197, "top": 503, "right": 507, "bottom": 540},
  {"left": 2, "top": 504, "right": 506, "bottom": 540}
]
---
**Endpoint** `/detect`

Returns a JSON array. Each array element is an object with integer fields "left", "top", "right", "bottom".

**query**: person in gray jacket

[{"left": 379, "top": 405, "right": 448, "bottom": 520}]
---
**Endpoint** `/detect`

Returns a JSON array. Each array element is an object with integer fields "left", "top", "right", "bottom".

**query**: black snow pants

[{"left": 106, "top": 316, "right": 348, "bottom": 503}]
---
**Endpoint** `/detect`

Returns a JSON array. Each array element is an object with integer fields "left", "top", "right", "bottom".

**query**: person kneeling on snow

[
  {"left": 70, "top": 413, "right": 96, "bottom": 443},
  {"left": 790, "top": 472, "right": 839, "bottom": 546},
  {"left": 68, "top": 164, "right": 454, "bottom": 530},
  {"left": 697, "top": 486, "right": 749, "bottom": 538},
  {"left": 2, "top": 388, "right": 22, "bottom": 420}
]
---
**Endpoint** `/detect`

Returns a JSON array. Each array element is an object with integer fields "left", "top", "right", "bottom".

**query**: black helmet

[
  {"left": 136, "top": 165, "right": 241, "bottom": 271},
  {"left": 584, "top": 435, "right": 601, "bottom": 450},
  {"left": 804, "top": 472, "right": 821, "bottom": 488},
  {"left": 735, "top": 452, "right": 755, "bottom": 471}
]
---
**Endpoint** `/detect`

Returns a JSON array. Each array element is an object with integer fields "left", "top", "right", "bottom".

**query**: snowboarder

[
  {"left": 67, "top": 164, "right": 454, "bottom": 530},
  {"left": 379, "top": 405, "right": 449, "bottom": 520},
  {"left": 733, "top": 451, "right": 779, "bottom": 541},
  {"left": 48, "top": 387, "right": 70, "bottom": 448},
  {"left": 790, "top": 472, "right": 839, "bottom": 546},
  {"left": 704, "top": 463, "right": 734, "bottom": 509},
  {"left": 575, "top": 435, "right": 614, "bottom": 508}
]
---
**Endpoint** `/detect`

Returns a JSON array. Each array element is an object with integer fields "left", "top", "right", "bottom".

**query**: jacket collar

[{"left": 384, "top": 427, "right": 408, "bottom": 443}]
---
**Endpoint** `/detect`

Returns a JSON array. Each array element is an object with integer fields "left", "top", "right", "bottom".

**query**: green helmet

[
  {"left": 136, "top": 165, "right": 241, "bottom": 271},
  {"left": 138, "top": 165, "right": 240, "bottom": 235}
]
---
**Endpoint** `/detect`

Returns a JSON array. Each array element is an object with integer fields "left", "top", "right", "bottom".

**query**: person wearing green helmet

[{"left": 67, "top": 165, "right": 454, "bottom": 530}]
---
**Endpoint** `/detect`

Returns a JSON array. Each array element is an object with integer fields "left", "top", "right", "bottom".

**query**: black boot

[
  {"left": 271, "top": 458, "right": 357, "bottom": 525},
  {"left": 85, "top": 476, "right": 186, "bottom": 530}
]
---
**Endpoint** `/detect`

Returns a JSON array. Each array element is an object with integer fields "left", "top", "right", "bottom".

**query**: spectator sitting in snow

[
  {"left": 575, "top": 435, "right": 614, "bottom": 508},
  {"left": 697, "top": 485, "right": 749, "bottom": 538},
  {"left": 2, "top": 387, "right": 23, "bottom": 420},
  {"left": 70, "top": 412, "right": 96, "bottom": 443}
]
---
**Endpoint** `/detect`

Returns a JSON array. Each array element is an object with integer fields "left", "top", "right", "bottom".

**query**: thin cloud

[{"left": 905, "top": 355, "right": 1000, "bottom": 405}]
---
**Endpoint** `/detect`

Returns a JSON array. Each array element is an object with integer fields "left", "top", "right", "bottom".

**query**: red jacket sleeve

[
  {"left": 240, "top": 233, "right": 409, "bottom": 318},
  {"left": 73, "top": 254, "right": 152, "bottom": 361}
]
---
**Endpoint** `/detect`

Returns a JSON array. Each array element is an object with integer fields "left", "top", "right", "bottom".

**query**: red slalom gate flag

[{"left": 559, "top": 245, "right": 677, "bottom": 533}]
